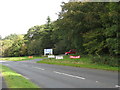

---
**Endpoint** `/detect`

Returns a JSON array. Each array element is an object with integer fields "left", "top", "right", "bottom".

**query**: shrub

[{"left": 91, "top": 55, "right": 119, "bottom": 67}]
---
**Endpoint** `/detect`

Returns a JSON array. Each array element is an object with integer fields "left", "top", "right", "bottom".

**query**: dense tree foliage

[
  {"left": 24, "top": 16, "right": 55, "bottom": 55},
  {"left": 1, "top": 34, "right": 26, "bottom": 57},
  {"left": 55, "top": 2, "right": 119, "bottom": 56}
]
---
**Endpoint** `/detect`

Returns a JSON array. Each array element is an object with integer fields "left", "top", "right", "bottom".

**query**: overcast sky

[{"left": 0, "top": 0, "right": 69, "bottom": 38}]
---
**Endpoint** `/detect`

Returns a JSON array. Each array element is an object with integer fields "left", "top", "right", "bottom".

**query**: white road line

[
  {"left": 34, "top": 67, "right": 45, "bottom": 70},
  {"left": 53, "top": 71, "right": 85, "bottom": 80},
  {"left": 115, "top": 85, "right": 120, "bottom": 88},
  {"left": 96, "top": 81, "right": 99, "bottom": 83},
  {"left": 0, "top": 61, "right": 6, "bottom": 62},
  {"left": 5, "top": 64, "right": 9, "bottom": 66}
]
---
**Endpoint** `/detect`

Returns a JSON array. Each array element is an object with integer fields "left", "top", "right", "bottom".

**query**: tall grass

[{"left": 90, "top": 55, "right": 119, "bottom": 67}]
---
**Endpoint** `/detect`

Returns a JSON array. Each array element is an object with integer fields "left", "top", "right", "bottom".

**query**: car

[{"left": 65, "top": 49, "right": 76, "bottom": 55}]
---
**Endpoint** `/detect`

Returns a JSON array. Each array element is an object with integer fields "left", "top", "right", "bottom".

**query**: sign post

[
  {"left": 44, "top": 49, "right": 53, "bottom": 56},
  {"left": 70, "top": 55, "right": 80, "bottom": 59},
  {"left": 56, "top": 56, "right": 63, "bottom": 59},
  {"left": 48, "top": 55, "right": 55, "bottom": 58}
]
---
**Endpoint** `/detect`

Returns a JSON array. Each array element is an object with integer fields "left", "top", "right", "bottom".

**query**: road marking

[
  {"left": 115, "top": 85, "right": 120, "bottom": 88},
  {"left": 0, "top": 61, "right": 6, "bottom": 62},
  {"left": 53, "top": 71, "right": 85, "bottom": 80},
  {"left": 5, "top": 64, "right": 9, "bottom": 66},
  {"left": 34, "top": 67, "right": 45, "bottom": 70},
  {"left": 96, "top": 81, "right": 99, "bottom": 83}
]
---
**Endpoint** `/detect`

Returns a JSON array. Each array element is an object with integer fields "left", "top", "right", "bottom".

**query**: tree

[
  {"left": 3, "top": 34, "right": 26, "bottom": 57},
  {"left": 3, "top": 34, "right": 18, "bottom": 40},
  {"left": 83, "top": 2, "right": 120, "bottom": 56},
  {"left": 24, "top": 17, "right": 55, "bottom": 55},
  {"left": 55, "top": 2, "right": 99, "bottom": 53}
]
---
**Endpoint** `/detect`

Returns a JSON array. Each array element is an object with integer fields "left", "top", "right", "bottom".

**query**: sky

[{"left": 0, "top": 0, "right": 69, "bottom": 38}]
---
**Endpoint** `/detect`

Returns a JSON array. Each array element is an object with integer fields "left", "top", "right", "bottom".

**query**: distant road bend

[{"left": 0, "top": 59, "right": 119, "bottom": 88}]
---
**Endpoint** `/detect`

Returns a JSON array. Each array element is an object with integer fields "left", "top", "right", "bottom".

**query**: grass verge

[
  {"left": 37, "top": 55, "right": 118, "bottom": 71},
  {"left": 0, "top": 64, "right": 40, "bottom": 88},
  {"left": 0, "top": 56, "right": 44, "bottom": 61}
]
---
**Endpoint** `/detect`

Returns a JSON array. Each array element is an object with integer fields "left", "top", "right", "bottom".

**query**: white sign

[
  {"left": 48, "top": 55, "right": 55, "bottom": 58},
  {"left": 56, "top": 56, "right": 63, "bottom": 59},
  {"left": 44, "top": 49, "right": 53, "bottom": 56}
]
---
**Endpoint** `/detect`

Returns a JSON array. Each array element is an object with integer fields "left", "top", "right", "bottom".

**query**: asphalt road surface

[{"left": 0, "top": 59, "right": 119, "bottom": 89}]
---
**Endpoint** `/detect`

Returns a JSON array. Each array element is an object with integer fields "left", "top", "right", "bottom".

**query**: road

[{"left": 0, "top": 59, "right": 119, "bottom": 89}]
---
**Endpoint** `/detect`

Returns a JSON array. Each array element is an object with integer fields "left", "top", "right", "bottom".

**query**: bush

[{"left": 91, "top": 55, "right": 119, "bottom": 67}]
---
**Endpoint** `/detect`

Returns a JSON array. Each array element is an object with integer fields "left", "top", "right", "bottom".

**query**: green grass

[
  {"left": 0, "top": 64, "right": 40, "bottom": 88},
  {"left": 0, "top": 56, "right": 45, "bottom": 61},
  {"left": 37, "top": 55, "right": 118, "bottom": 71}
]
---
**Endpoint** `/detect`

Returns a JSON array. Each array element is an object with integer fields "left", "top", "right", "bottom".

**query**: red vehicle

[{"left": 65, "top": 49, "right": 76, "bottom": 55}]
